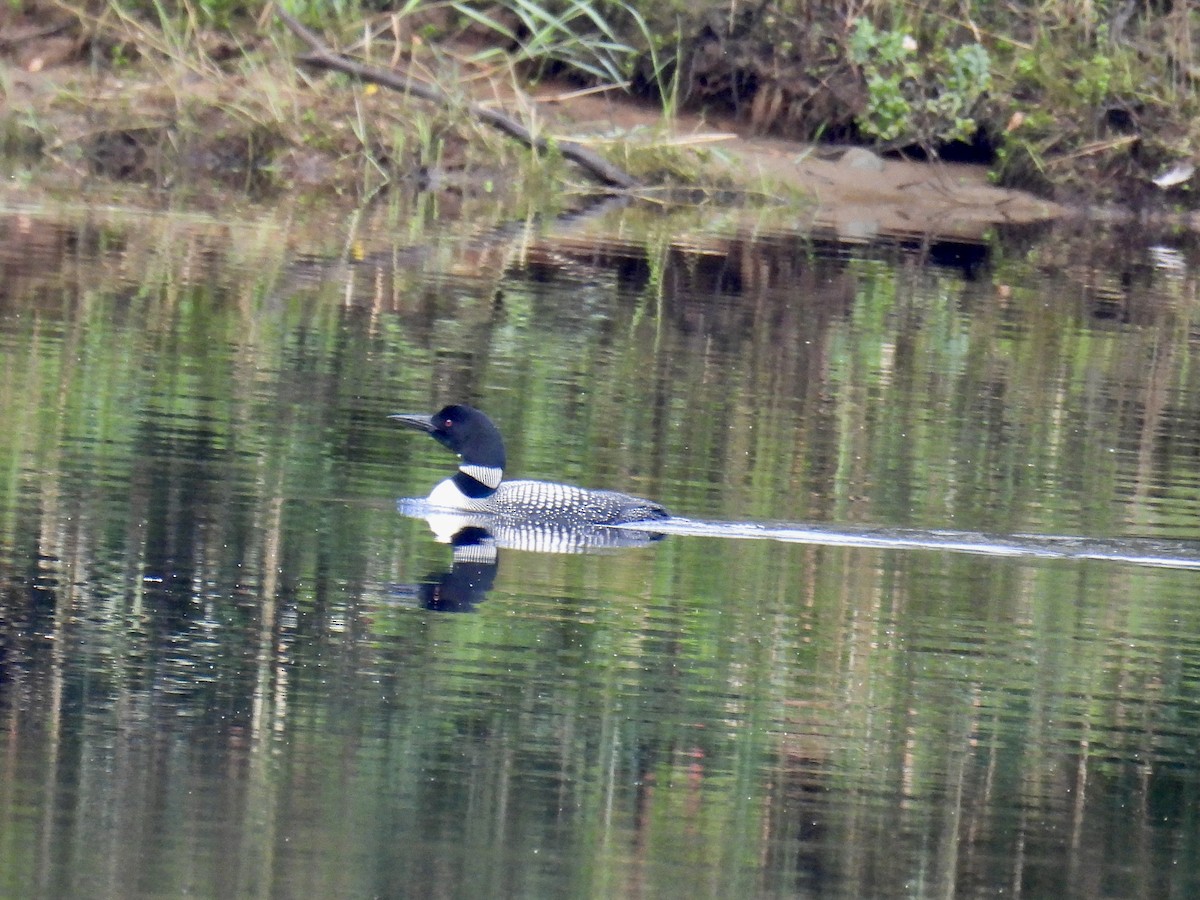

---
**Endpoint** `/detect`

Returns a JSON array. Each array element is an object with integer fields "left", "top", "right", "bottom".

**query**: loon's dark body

[{"left": 391, "top": 404, "right": 668, "bottom": 526}]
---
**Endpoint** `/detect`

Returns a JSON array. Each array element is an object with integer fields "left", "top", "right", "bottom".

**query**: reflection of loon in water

[
  {"left": 392, "top": 507, "right": 665, "bottom": 613},
  {"left": 392, "top": 526, "right": 498, "bottom": 614},
  {"left": 390, "top": 404, "right": 668, "bottom": 526}
]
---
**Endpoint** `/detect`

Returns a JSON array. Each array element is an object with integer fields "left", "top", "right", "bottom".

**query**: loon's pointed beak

[{"left": 389, "top": 413, "right": 436, "bottom": 433}]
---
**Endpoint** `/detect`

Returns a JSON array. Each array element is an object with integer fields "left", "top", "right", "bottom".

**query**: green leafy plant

[{"left": 848, "top": 18, "right": 991, "bottom": 150}]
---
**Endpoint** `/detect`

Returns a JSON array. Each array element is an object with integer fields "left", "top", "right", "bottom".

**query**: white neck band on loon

[
  {"left": 450, "top": 465, "right": 503, "bottom": 500},
  {"left": 460, "top": 464, "right": 502, "bottom": 489}
]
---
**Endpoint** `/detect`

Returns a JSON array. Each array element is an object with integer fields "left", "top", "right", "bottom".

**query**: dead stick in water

[{"left": 275, "top": 8, "right": 640, "bottom": 191}]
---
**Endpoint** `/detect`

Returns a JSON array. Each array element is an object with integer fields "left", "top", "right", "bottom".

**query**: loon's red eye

[{"left": 444, "top": 419, "right": 454, "bottom": 428}]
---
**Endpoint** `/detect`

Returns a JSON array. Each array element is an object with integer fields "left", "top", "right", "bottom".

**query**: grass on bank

[
  {"left": 25, "top": 0, "right": 742, "bottom": 201},
  {"left": 24, "top": 1, "right": 1200, "bottom": 203}
]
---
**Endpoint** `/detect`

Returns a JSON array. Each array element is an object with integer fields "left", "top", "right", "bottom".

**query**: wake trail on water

[{"left": 616, "top": 517, "right": 1200, "bottom": 570}]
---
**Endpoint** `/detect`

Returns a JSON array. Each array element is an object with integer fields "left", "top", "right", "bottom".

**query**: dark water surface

[{"left": 3, "top": 195, "right": 1200, "bottom": 898}]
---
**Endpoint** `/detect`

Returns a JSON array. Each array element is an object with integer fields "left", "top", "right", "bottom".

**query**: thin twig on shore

[{"left": 274, "top": 7, "right": 639, "bottom": 191}]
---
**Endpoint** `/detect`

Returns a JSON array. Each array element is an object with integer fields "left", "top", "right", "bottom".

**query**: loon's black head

[{"left": 390, "top": 404, "right": 507, "bottom": 469}]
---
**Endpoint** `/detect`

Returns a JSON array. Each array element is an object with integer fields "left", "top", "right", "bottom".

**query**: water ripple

[{"left": 620, "top": 517, "right": 1200, "bottom": 568}]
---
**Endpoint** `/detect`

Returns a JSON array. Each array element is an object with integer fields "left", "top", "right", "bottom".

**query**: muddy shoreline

[
  {"left": 0, "top": 43, "right": 1063, "bottom": 242},
  {"left": 2, "top": 5, "right": 1197, "bottom": 236}
]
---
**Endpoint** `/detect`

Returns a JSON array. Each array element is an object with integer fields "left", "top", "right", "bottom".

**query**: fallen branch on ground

[{"left": 275, "top": 7, "right": 639, "bottom": 191}]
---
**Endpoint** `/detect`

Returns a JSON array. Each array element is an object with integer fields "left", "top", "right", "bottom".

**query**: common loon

[{"left": 391, "top": 404, "right": 669, "bottom": 526}]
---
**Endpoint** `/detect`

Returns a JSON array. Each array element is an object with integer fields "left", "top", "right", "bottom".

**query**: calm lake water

[{"left": 3, "top": 190, "right": 1200, "bottom": 899}]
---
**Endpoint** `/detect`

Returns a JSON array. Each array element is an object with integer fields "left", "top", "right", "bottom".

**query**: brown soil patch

[{"left": 535, "top": 84, "right": 1064, "bottom": 239}]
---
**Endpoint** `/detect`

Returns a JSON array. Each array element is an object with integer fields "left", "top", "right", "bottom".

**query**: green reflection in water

[{"left": 1, "top": 200, "right": 1199, "bottom": 898}]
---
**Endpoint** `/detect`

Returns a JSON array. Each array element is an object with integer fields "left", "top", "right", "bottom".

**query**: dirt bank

[
  {"left": 532, "top": 82, "right": 1063, "bottom": 238},
  {"left": 0, "top": 4, "right": 1133, "bottom": 238}
]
